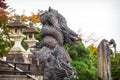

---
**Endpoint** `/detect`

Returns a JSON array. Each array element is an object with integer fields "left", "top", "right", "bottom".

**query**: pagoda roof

[
  {"left": 7, "top": 21, "right": 27, "bottom": 28},
  {"left": 23, "top": 25, "right": 39, "bottom": 34}
]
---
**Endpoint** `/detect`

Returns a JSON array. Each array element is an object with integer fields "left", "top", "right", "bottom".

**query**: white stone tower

[
  {"left": 23, "top": 23, "right": 38, "bottom": 54},
  {"left": 23, "top": 23, "right": 38, "bottom": 63},
  {"left": 7, "top": 16, "right": 27, "bottom": 62}
]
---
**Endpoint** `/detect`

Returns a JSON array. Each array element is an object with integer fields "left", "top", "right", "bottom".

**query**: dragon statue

[{"left": 31, "top": 7, "right": 81, "bottom": 80}]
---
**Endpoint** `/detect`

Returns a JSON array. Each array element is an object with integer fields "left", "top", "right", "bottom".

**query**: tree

[
  {"left": 64, "top": 41, "right": 97, "bottom": 80},
  {"left": 111, "top": 52, "right": 120, "bottom": 80},
  {"left": 0, "top": 0, "right": 13, "bottom": 57},
  {"left": 28, "top": 12, "right": 40, "bottom": 23},
  {"left": 0, "top": 0, "right": 8, "bottom": 9},
  {"left": 87, "top": 44, "right": 97, "bottom": 57}
]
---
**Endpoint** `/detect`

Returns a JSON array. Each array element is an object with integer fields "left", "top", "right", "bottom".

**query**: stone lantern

[
  {"left": 7, "top": 16, "right": 27, "bottom": 62},
  {"left": 22, "top": 23, "right": 39, "bottom": 63},
  {"left": 23, "top": 23, "right": 39, "bottom": 54}
]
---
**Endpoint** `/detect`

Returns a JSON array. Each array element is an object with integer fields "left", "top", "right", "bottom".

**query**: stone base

[
  {"left": 7, "top": 54, "right": 43, "bottom": 75},
  {"left": 7, "top": 54, "right": 24, "bottom": 62},
  {"left": 7, "top": 54, "right": 32, "bottom": 63}
]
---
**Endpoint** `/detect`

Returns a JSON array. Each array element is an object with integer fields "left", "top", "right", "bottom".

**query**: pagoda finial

[
  {"left": 15, "top": 15, "right": 21, "bottom": 22},
  {"left": 29, "top": 22, "right": 33, "bottom": 27},
  {"left": 48, "top": 6, "right": 52, "bottom": 12}
]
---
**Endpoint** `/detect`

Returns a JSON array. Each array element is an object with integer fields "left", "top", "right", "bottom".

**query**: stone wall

[{"left": 7, "top": 54, "right": 43, "bottom": 75}]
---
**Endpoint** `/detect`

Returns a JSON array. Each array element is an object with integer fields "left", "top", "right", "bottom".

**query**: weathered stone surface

[
  {"left": 40, "top": 7, "right": 81, "bottom": 47},
  {"left": 97, "top": 39, "right": 116, "bottom": 80},
  {"left": 31, "top": 7, "right": 79, "bottom": 80}
]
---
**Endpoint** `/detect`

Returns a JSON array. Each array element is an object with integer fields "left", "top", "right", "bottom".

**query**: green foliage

[
  {"left": 87, "top": 44, "right": 97, "bottom": 68},
  {"left": 64, "top": 43, "right": 78, "bottom": 60},
  {"left": 35, "top": 27, "right": 43, "bottom": 41},
  {"left": 76, "top": 41, "right": 89, "bottom": 57},
  {"left": 64, "top": 41, "right": 97, "bottom": 80},
  {"left": 0, "top": 39, "right": 10, "bottom": 56},
  {"left": 0, "top": 23, "right": 13, "bottom": 57},
  {"left": 111, "top": 52, "right": 120, "bottom": 80},
  {"left": 21, "top": 38, "right": 28, "bottom": 50},
  {"left": 64, "top": 41, "right": 89, "bottom": 60}
]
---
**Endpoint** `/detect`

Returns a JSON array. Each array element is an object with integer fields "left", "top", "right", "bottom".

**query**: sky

[{"left": 5, "top": 0, "right": 120, "bottom": 51}]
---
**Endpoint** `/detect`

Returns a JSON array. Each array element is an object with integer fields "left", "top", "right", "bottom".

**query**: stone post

[
  {"left": 24, "top": 39, "right": 38, "bottom": 63},
  {"left": 97, "top": 39, "right": 111, "bottom": 80}
]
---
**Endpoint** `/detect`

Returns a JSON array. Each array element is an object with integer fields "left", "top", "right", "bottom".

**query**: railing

[{"left": 0, "top": 60, "right": 31, "bottom": 75}]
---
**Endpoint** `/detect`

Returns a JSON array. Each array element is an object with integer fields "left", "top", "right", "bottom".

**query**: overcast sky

[{"left": 6, "top": 0, "right": 120, "bottom": 51}]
